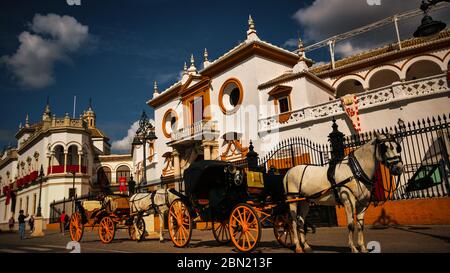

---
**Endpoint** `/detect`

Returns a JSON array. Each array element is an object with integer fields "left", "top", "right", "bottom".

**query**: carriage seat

[
  {"left": 82, "top": 200, "right": 102, "bottom": 211},
  {"left": 106, "top": 196, "right": 130, "bottom": 215}
]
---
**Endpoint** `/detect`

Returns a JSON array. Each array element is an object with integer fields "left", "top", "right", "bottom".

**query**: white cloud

[
  {"left": 1, "top": 13, "right": 89, "bottom": 89},
  {"left": 283, "top": 38, "right": 298, "bottom": 48},
  {"left": 111, "top": 119, "right": 156, "bottom": 152},
  {"left": 111, "top": 121, "right": 140, "bottom": 152},
  {"left": 335, "top": 41, "right": 369, "bottom": 57},
  {"left": 293, "top": 0, "right": 418, "bottom": 42}
]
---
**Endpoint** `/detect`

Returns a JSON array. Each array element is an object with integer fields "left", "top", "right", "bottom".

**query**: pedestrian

[
  {"left": 18, "top": 210, "right": 29, "bottom": 240},
  {"left": 8, "top": 216, "right": 15, "bottom": 231},
  {"left": 28, "top": 215, "right": 35, "bottom": 232},
  {"left": 60, "top": 210, "right": 66, "bottom": 235}
]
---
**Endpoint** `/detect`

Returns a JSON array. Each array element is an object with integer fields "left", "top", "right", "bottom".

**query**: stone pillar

[
  {"left": 30, "top": 216, "right": 45, "bottom": 237},
  {"left": 78, "top": 152, "right": 82, "bottom": 174},
  {"left": 47, "top": 155, "right": 52, "bottom": 174},
  {"left": 64, "top": 151, "right": 68, "bottom": 173},
  {"left": 203, "top": 144, "right": 211, "bottom": 160},
  {"left": 211, "top": 143, "right": 219, "bottom": 160}
]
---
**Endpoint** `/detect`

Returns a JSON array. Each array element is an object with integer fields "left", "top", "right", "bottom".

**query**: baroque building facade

[
  {"left": 0, "top": 102, "right": 132, "bottom": 229},
  {"left": 138, "top": 16, "right": 450, "bottom": 190}
]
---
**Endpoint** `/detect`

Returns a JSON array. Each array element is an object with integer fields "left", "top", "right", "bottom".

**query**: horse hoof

[{"left": 295, "top": 247, "right": 304, "bottom": 253}]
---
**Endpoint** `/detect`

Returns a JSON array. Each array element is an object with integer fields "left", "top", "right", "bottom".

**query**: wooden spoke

[
  {"left": 229, "top": 203, "right": 261, "bottom": 252},
  {"left": 168, "top": 199, "right": 192, "bottom": 248},
  {"left": 273, "top": 213, "right": 294, "bottom": 248},
  {"left": 212, "top": 220, "right": 231, "bottom": 244},
  {"left": 99, "top": 217, "right": 115, "bottom": 244},
  {"left": 69, "top": 212, "right": 84, "bottom": 242}
]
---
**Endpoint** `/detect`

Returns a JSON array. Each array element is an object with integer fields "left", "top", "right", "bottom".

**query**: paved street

[{"left": 0, "top": 225, "right": 449, "bottom": 253}]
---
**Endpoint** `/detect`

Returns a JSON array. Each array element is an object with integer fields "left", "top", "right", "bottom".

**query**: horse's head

[{"left": 374, "top": 131, "right": 404, "bottom": 176}]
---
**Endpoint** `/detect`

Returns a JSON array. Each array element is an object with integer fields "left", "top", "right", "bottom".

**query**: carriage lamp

[
  {"left": 36, "top": 165, "right": 44, "bottom": 217},
  {"left": 132, "top": 111, "right": 158, "bottom": 188},
  {"left": 413, "top": 0, "right": 448, "bottom": 38}
]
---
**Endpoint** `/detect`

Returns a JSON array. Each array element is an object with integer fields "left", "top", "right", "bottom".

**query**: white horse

[
  {"left": 129, "top": 188, "right": 178, "bottom": 242},
  {"left": 283, "top": 132, "right": 404, "bottom": 253}
]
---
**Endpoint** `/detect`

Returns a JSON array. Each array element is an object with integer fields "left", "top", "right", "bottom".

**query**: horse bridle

[{"left": 375, "top": 138, "right": 403, "bottom": 167}]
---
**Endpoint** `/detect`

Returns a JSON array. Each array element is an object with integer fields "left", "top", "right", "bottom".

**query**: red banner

[{"left": 119, "top": 177, "right": 127, "bottom": 192}]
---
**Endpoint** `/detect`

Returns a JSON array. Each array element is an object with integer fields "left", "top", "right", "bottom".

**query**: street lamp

[
  {"left": 36, "top": 165, "right": 44, "bottom": 217},
  {"left": 132, "top": 111, "right": 157, "bottom": 189},
  {"left": 31, "top": 165, "right": 45, "bottom": 237},
  {"left": 413, "top": 0, "right": 448, "bottom": 38},
  {"left": 69, "top": 170, "right": 76, "bottom": 213}
]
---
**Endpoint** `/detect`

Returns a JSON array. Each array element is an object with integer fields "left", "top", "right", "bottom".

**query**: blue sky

[{"left": 1, "top": 0, "right": 448, "bottom": 153}]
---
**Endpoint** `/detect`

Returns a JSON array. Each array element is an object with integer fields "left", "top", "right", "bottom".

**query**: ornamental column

[
  {"left": 64, "top": 151, "right": 68, "bottom": 173},
  {"left": 203, "top": 144, "right": 211, "bottom": 160},
  {"left": 78, "top": 152, "right": 83, "bottom": 174}
]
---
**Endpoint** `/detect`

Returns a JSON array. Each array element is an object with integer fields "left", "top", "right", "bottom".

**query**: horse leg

[
  {"left": 289, "top": 203, "right": 303, "bottom": 253},
  {"left": 356, "top": 204, "right": 368, "bottom": 253},
  {"left": 341, "top": 193, "right": 358, "bottom": 253},
  {"left": 159, "top": 213, "right": 164, "bottom": 242},
  {"left": 297, "top": 201, "right": 312, "bottom": 252}
]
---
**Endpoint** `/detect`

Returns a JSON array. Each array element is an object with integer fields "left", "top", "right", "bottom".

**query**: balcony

[
  {"left": 169, "top": 119, "right": 220, "bottom": 146},
  {"left": 259, "top": 73, "right": 449, "bottom": 132},
  {"left": 47, "top": 165, "right": 87, "bottom": 174}
]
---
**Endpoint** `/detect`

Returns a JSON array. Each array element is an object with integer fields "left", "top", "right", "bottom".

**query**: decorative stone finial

[
  {"left": 246, "top": 15, "right": 259, "bottom": 41},
  {"left": 153, "top": 80, "right": 159, "bottom": 98},
  {"left": 203, "top": 48, "right": 211, "bottom": 69},
  {"left": 298, "top": 36, "right": 305, "bottom": 57},
  {"left": 293, "top": 33, "right": 310, "bottom": 73},
  {"left": 188, "top": 54, "right": 197, "bottom": 74},
  {"left": 248, "top": 15, "right": 255, "bottom": 30},
  {"left": 204, "top": 48, "right": 209, "bottom": 62},
  {"left": 19, "top": 122, "right": 23, "bottom": 129},
  {"left": 25, "top": 114, "right": 29, "bottom": 128}
]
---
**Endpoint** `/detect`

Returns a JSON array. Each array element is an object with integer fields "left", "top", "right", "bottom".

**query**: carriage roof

[{"left": 183, "top": 160, "right": 237, "bottom": 197}]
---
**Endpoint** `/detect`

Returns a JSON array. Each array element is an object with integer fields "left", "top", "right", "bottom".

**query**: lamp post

[
  {"left": 413, "top": 0, "right": 448, "bottom": 38},
  {"left": 132, "top": 111, "right": 157, "bottom": 189},
  {"left": 70, "top": 170, "right": 76, "bottom": 214},
  {"left": 36, "top": 165, "right": 44, "bottom": 217},
  {"left": 31, "top": 165, "right": 45, "bottom": 237}
]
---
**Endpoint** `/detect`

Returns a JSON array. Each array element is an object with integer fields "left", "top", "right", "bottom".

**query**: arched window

[
  {"left": 116, "top": 165, "right": 130, "bottom": 184},
  {"left": 368, "top": 70, "right": 401, "bottom": 89},
  {"left": 405, "top": 60, "right": 442, "bottom": 81},
  {"left": 335, "top": 79, "right": 365, "bottom": 98}
]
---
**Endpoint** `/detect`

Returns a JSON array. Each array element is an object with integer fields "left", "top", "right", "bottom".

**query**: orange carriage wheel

[
  {"left": 99, "top": 216, "right": 116, "bottom": 244},
  {"left": 168, "top": 199, "right": 192, "bottom": 248},
  {"left": 212, "top": 220, "right": 231, "bottom": 244},
  {"left": 273, "top": 213, "right": 294, "bottom": 248},
  {"left": 229, "top": 203, "right": 261, "bottom": 252},
  {"left": 69, "top": 212, "right": 84, "bottom": 242},
  {"left": 128, "top": 216, "right": 146, "bottom": 241}
]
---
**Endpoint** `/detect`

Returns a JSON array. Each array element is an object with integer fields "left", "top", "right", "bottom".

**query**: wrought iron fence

[{"left": 246, "top": 113, "right": 450, "bottom": 201}]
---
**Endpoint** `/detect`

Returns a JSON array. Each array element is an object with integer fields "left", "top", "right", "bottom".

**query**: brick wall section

[{"left": 336, "top": 197, "right": 450, "bottom": 226}]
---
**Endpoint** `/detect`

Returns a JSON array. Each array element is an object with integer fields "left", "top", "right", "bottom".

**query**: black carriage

[{"left": 168, "top": 160, "right": 293, "bottom": 252}]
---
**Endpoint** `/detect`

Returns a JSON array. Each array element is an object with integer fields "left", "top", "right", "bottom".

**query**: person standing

[
  {"left": 60, "top": 210, "right": 66, "bottom": 235},
  {"left": 18, "top": 210, "right": 28, "bottom": 240},
  {"left": 8, "top": 216, "right": 15, "bottom": 231},
  {"left": 28, "top": 215, "right": 35, "bottom": 233}
]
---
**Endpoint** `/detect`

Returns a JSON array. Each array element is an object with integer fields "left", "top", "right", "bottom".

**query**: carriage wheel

[
  {"left": 99, "top": 216, "right": 116, "bottom": 244},
  {"left": 229, "top": 203, "right": 261, "bottom": 252},
  {"left": 273, "top": 213, "right": 294, "bottom": 248},
  {"left": 212, "top": 220, "right": 231, "bottom": 245},
  {"left": 69, "top": 212, "right": 84, "bottom": 242},
  {"left": 128, "top": 216, "right": 146, "bottom": 241},
  {"left": 168, "top": 199, "right": 192, "bottom": 248}
]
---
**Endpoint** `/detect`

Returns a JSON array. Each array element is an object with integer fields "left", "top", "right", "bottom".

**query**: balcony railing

[
  {"left": 259, "top": 73, "right": 449, "bottom": 132},
  {"left": 170, "top": 119, "right": 219, "bottom": 143},
  {"left": 47, "top": 165, "right": 87, "bottom": 174}
]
